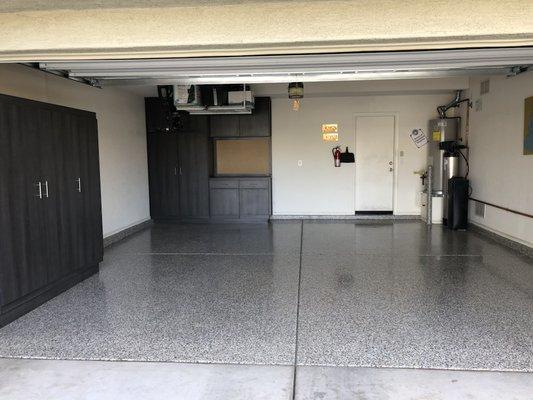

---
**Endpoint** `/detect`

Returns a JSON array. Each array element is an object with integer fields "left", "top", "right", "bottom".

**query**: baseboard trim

[
  {"left": 103, "top": 219, "right": 154, "bottom": 248},
  {"left": 270, "top": 214, "right": 420, "bottom": 220},
  {"left": 469, "top": 222, "right": 533, "bottom": 259}
]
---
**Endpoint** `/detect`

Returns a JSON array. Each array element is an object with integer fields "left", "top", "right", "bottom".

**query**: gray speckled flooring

[{"left": 0, "top": 221, "right": 532, "bottom": 373}]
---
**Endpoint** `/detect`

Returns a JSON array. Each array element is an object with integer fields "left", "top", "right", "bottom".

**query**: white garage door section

[{"left": 355, "top": 115, "right": 395, "bottom": 212}]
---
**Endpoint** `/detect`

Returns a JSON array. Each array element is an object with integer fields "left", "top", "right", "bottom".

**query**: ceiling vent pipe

[{"left": 437, "top": 90, "right": 470, "bottom": 118}]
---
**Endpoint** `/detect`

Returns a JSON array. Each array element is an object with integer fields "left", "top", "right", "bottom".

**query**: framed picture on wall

[{"left": 524, "top": 96, "right": 533, "bottom": 155}]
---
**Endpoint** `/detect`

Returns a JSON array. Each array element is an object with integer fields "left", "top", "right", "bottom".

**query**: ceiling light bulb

[{"left": 292, "top": 99, "right": 300, "bottom": 111}]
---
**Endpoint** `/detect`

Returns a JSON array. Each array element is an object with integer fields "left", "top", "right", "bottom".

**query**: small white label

[{"left": 410, "top": 129, "right": 428, "bottom": 148}]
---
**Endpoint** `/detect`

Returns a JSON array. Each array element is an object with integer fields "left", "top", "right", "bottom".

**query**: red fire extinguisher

[{"left": 332, "top": 146, "right": 341, "bottom": 167}]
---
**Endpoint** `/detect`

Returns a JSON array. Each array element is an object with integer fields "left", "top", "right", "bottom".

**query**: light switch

[
  {"left": 400, "top": 150, "right": 404, "bottom": 157},
  {"left": 297, "top": 160, "right": 303, "bottom": 167}
]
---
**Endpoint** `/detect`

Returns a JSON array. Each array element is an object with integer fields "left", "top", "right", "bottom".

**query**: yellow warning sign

[
  {"left": 322, "top": 132, "right": 339, "bottom": 142},
  {"left": 432, "top": 131, "right": 441, "bottom": 141},
  {"left": 322, "top": 124, "right": 338, "bottom": 134}
]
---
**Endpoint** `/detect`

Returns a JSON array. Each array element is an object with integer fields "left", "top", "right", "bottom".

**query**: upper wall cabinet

[
  {"left": 145, "top": 97, "right": 171, "bottom": 133},
  {"left": 210, "top": 114, "right": 239, "bottom": 137},
  {"left": 238, "top": 97, "right": 271, "bottom": 137},
  {"left": 210, "top": 97, "right": 271, "bottom": 138}
]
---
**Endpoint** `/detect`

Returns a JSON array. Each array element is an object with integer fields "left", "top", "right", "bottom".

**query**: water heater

[{"left": 427, "top": 118, "right": 459, "bottom": 196}]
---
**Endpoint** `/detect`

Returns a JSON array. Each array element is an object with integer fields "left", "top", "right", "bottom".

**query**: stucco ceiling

[
  {"left": 1, "top": 0, "right": 532, "bottom": 61},
  {"left": 0, "top": 0, "right": 307, "bottom": 12}
]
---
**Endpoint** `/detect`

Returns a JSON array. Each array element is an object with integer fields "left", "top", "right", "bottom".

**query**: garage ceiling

[
  {"left": 1, "top": 1, "right": 532, "bottom": 61},
  {"left": 0, "top": 0, "right": 270, "bottom": 12},
  {"left": 38, "top": 47, "right": 533, "bottom": 86}
]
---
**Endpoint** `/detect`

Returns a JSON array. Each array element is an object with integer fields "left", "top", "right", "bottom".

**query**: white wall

[
  {"left": 465, "top": 72, "right": 533, "bottom": 247},
  {"left": 254, "top": 83, "right": 456, "bottom": 216},
  {"left": 0, "top": 64, "right": 150, "bottom": 237}
]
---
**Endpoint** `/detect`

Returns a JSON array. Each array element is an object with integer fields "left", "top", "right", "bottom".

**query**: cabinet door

[
  {"left": 148, "top": 131, "right": 180, "bottom": 218},
  {"left": 239, "top": 97, "right": 271, "bottom": 137},
  {"left": 0, "top": 100, "right": 39, "bottom": 304},
  {"left": 53, "top": 110, "right": 83, "bottom": 278},
  {"left": 0, "top": 100, "right": 48, "bottom": 304},
  {"left": 37, "top": 107, "right": 64, "bottom": 283},
  {"left": 178, "top": 124, "right": 210, "bottom": 218},
  {"left": 239, "top": 189, "right": 270, "bottom": 218},
  {"left": 0, "top": 99, "right": 16, "bottom": 303},
  {"left": 210, "top": 114, "right": 239, "bottom": 137},
  {"left": 239, "top": 179, "right": 270, "bottom": 218},
  {"left": 77, "top": 114, "right": 103, "bottom": 269},
  {"left": 210, "top": 188, "right": 239, "bottom": 218}
]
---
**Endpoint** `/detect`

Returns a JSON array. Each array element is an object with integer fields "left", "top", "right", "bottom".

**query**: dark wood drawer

[
  {"left": 239, "top": 179, "right": 270, "bottom": 189},
  {"left": 209, "top": 179, "right": 239, "bottom": 189}
]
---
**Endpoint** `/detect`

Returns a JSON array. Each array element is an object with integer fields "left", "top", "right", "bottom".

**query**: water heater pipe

[
  {"left": 437, "top": 90, "right": 470, "bottom": 118},
  {"left": 427, "top": 165, "right": 433, "bottom": 225}
]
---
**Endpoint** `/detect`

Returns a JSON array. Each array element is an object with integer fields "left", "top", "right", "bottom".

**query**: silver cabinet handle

[
  {"left": 174, "top": 167, "right": 177, "bottom": 176},
  {"left": 179, "top": 167, "right": 182, "bottom": 175},
  {"left": 43, "top": 181, "right": 49, "bottom": 198},
  {"left": 35, "top": 182, "right": 42, "bottom": 199},
  {"left": 76, "top": 177, "right": 82, "bottom": 193}
]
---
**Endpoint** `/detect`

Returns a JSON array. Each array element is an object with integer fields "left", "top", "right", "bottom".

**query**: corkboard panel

[{"left": 216, "top": 138, "right": 270, "bottom": 175}]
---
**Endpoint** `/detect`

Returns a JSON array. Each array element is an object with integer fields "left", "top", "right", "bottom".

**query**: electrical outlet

[{"left": 475, "top": 201, "right": 486, "bottom": 218}]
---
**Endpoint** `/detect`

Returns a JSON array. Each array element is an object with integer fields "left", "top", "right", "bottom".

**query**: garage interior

[{"left": 0, "top": 44, "right": 533, "bottom": 399}]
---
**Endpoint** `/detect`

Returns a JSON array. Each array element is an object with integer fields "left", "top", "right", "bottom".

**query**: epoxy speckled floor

[{"left": 0, "top": 221, "right": 532, "bottom": 372}]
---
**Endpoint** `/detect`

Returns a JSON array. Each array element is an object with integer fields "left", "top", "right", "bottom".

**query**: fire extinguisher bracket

[{"left": 340, "top": 146, "right": 355, "bottom": 163}]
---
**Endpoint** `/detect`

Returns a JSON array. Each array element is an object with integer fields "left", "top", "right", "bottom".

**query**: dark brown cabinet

[
  {"left": 210, "top": 114, "right": 239, "bottom": 137},
  {"left": 0, "top": 94, "right": 103, "bottom": 327},
  {"left": 147, "top": 110, "right": 210, "bottom": 221},
  {"left": 209, "top": 180, "right": 240, "bottom": 219},
  {"left": 148, "top": 131, "right": 180, "bottom": 218},
  {"left": 209, "top": 178, "right": 271, "bottom": 221},
  {"left": 178, "top": 122, "right": 210, "bottom": 219},
  {"left": 145, "top": 97, "right": 171, "bottom": 133},
  {"left": 210, "top": 97, "right": 271, "bottom": 138},
  {"left": 238, "top": 97, "right": 271, "bottom": 137},
  {"left": 145, "top": 96, "right": 271, "bottom": 222}
]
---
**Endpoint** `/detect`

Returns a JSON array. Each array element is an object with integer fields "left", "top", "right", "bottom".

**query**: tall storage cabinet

[
  {"left": 147, "top": 131, "right": 180, "bottom": 218},
  {"left": 178, "top": 117, "right": 210, "bottom": 219},
  {"left": 0, "top": 94, "right": 103, "bottom": 327},
  {"left": 146, "top": 106, "right": 210, "bottom": 221}
]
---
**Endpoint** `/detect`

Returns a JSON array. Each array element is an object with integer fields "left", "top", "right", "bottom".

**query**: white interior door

[{"left": 355, "top": 115, "right": 395, "bottom": 212}]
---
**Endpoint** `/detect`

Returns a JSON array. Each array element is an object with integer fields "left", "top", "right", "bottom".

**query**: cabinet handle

[
  {"left": 174, "top": 167, "right": 177, "bottom": 176},
  {"left": 179, "top": 167, "right": 182, "bottom": 175},
  {"left": 35, "top": 182, "right": 42, "bottom": 199},
  {"left": 44, "top": 181, "right": 49, "bottom": 198},
  {"left": 76, "top": 177, "right": 82, "bottom": 193}
]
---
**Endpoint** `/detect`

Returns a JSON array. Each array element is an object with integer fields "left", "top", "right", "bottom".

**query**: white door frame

[{"left": 353, "top": 112, "right": 399, "bottom": 214}]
